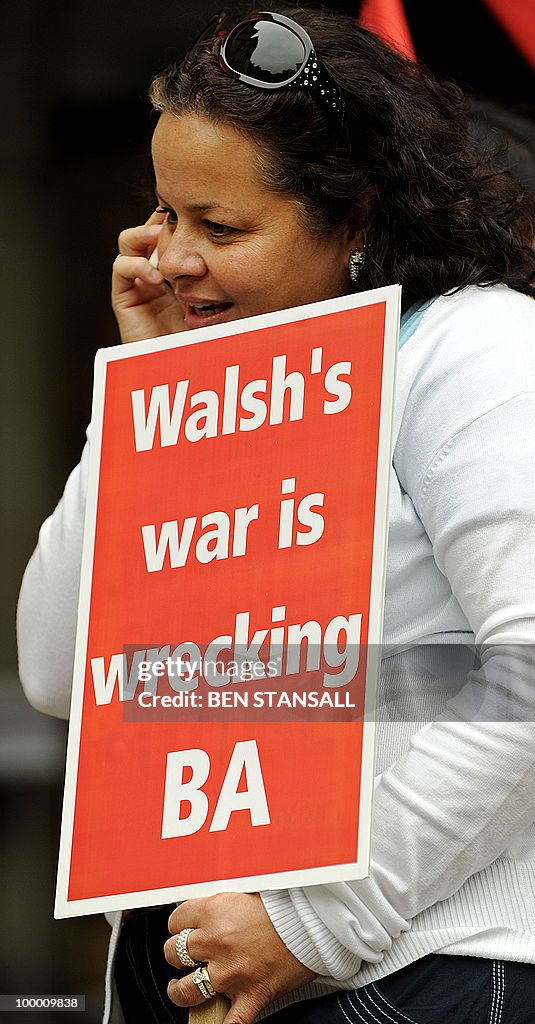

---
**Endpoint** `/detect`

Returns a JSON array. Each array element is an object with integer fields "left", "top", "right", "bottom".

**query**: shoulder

[
  {"left": 395, "top": 285, "right": 535, "bottom": 490},
  {"left": 400, "top": 284, "right": 535, "bottom": 388}
]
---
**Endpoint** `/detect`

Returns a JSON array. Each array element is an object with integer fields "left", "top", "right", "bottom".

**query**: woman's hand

[
  {"left": 165, "top": 893, "right": 317, "bottom": 1024},
  {"left": 112, "top": 209, "right": 185, "bottom": 344}
]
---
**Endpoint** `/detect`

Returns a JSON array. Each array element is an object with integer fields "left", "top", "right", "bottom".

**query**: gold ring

[{"left": 192, "top": 965, "right": 216, "bottom": 999}]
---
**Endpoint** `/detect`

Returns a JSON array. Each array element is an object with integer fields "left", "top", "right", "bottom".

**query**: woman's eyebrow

[
  {"left": 185, "top": 201, "right": 238, "bottom": 214},
  {"left": 154, "top": 192, "right": 238, "bottom": 215}
]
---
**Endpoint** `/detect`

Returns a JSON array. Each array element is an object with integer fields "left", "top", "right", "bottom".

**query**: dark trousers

[{"left": 114, "top": 905, "right": 535, "bottom": 1023}]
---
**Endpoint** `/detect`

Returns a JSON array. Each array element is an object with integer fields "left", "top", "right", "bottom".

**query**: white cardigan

[{"left": 17, "top": 285, "right": 535, "bottom": 1020}]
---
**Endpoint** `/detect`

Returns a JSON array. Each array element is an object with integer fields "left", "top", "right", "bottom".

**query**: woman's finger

[
  {"left": 167, "top": 967, "right": 224, "bottom": 1009},
  {"left": 168, "top": 974, "right": 269, "bottom": 1024},
  {"left": 223, "top": 992, "right": 269, "bottom": 1024},
  {"left": 163, "top": 927, "right": 207, "bottom": 969},
  {"left": 112, "top": 254, "right": 163, "bottom": 298},
  {"left": 168, "top": 898, "right": 207, "bottom": 936},
  {"left": 117, "top": 222, "right": 163, "bottom": 258},
  {"left": 146, "top": 207, "right": 167, "bottom": 226},
  {"left": 167, "top": 973, "right": 206, "bottom": 1009}
]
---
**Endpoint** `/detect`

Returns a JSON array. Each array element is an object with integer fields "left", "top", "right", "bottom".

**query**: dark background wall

[{"left": 1, "top": 2, "right": 533, "bottom": 1021}]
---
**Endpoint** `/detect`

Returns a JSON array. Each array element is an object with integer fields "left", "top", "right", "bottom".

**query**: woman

[{"left": 17, "top": 4, "right": 535, "bottom": 1023}]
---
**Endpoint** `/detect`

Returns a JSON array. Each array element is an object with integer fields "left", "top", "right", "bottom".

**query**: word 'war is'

[{"left": 141, "top": 478, "right": 324, "bottom": 573}]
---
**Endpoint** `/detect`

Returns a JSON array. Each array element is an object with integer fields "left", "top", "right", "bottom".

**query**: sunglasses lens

[{"left": 224, "top": 19, "right": 307, "bottom": 83}]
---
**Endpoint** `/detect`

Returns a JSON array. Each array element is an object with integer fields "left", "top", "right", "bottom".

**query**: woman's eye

[
  {"left": 155, "top": 210, "right": 237, "bottom": 237},
  {"left": 203, "top": 219, "right": 237, "bottom": 238}
]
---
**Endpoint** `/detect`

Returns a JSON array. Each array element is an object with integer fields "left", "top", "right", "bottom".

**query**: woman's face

[{"left": 152, "top": 112, "right": 356, "bottom": 330}]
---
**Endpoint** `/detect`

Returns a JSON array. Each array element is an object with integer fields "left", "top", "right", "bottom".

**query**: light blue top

[{"left": 399, "top": 297, "right": 436, "bottom": 348}]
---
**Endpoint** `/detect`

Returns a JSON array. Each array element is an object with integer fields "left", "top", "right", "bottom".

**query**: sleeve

[
  {"left": 261, "top": 302, "right": 535, "bottom": 980},
  {"left": 16, "top": 430, "right": 91, "bottom": 720}
]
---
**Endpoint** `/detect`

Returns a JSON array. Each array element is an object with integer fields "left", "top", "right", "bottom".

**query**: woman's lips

[{"left": 182, "top": 300, "right": 235, "bottom": 330}]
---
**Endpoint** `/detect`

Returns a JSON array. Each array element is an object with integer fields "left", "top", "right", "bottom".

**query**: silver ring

[
  {"left": 175, "top": 927, "right": 198, "bottom": 969},
  {"left": 192, "top": 966, "right": 216, "bottom": 1000}
]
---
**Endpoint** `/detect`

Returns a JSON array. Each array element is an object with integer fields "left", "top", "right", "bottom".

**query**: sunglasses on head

[{"left": 191, "top": 9, "right": 342, "bottom": 110}]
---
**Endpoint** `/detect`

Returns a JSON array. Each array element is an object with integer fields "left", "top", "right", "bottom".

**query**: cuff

[{"left": 261, "top": 888, "right": 361, "bottom": 980}]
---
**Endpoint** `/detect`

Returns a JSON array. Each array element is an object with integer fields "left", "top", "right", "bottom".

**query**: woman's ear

[{"left": 345, "top": 187, "right": 376, "bottom": 255}]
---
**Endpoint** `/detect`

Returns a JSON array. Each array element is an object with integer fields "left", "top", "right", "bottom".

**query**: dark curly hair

[{"left": 149, "top": 2, "right": 535, "bottom": 313}]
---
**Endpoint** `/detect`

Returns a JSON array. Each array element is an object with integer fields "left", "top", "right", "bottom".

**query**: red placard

[{"left": 56, "top": 287, "right": 399, "bottom": 917}]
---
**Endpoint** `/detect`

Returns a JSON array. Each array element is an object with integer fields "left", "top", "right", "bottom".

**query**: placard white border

[{"left": 55, "top": 285, "right": 400, "bottom": 918}]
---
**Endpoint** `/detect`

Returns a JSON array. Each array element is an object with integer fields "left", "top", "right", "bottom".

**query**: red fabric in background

[
  {"left": 482, "top": 0, "right": 535, "bottom": 71},
  {"left": 359, "top": 0, "right": 416, "bottom": 60}
]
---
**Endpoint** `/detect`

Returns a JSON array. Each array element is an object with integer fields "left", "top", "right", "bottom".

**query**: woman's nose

[{"left": 158, "top": 228, "right": 207, "bottom": 280}]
